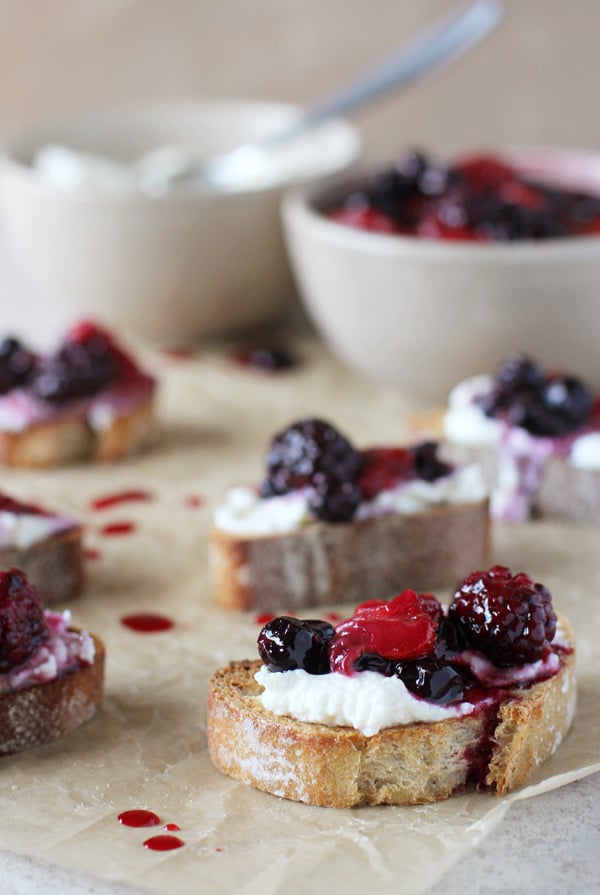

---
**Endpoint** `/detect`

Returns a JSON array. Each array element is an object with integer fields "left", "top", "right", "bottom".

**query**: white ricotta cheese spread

[
  {"left": 0, "top": 611, "right": 95, "bottom": 695},
  {"left": 0, "top": 510, "right": 74, "bottom": 550},
  {"left": 254, "top": 666, "right": 469, "bottom": 736},
  {"left": 214, "top": 463, "right": 487, "bottom": 537}
]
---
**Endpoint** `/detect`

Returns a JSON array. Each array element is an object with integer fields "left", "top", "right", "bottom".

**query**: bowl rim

[
  {"left": 281, "top": 144, "right": 600, "bottom": 258},
  {"left": 0, "top": 97, "right": 362, "bottom": 205}
]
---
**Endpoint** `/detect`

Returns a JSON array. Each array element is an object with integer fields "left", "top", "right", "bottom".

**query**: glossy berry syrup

[
  {"left": 118, "top": 809, "right": 161, "bottom": 828},
  {"left": 329, "top": 591, "right": 442, "bottom": 676},
  {"left": 90, "top": 490, "right": 153, "bottom": 511},
  {"left": 121, "top": 613, "right": 174, "bottom": 633},
  {"left": 100, "top": 521, "right": 136, "bottom": 537},
  {"left": 143, "top": 834, "right": 185, "bottom": 851}
]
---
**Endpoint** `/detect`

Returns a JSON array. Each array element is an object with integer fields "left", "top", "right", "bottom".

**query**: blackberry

[
  {"left": 32, "top": 328, "right": 118, "bottom": 403},
  {"left": 509, "top": 375, "right": 594, "bottom": 436},
  {"left": 0, "top": 337, "right": 37, "bottom": 395},
  {"left": 260, "top": 418, "right": 363, "bottom": 523},
  {"left": 0, "top": 569, "right": 48, "bottom": 672},
  {"left": 449, "top": 565, "right": 557, "bottom": 667},
  {"left": 257, "top": 616, "right": 334, "bottom": 674},
  {"left": 480, "top": 355, "right": 593, "bottom": 436}
]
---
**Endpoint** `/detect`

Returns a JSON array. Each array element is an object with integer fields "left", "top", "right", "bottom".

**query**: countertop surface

[{"left": 3, "top": 771, "right": 600, "bottom": 894}]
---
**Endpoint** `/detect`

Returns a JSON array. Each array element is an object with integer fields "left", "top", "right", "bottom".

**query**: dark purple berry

[
  {"left": 480, "top": 354, "right": 593, "bottom": 437},
  {"left": 433, "top": 616, "right": 469, "bottom": 659},
  {"left": 0, "top": 569, "right": 48, "bottom": 671},
  {"left": 307, "top": 478, "right": 362, "bottom": 523},
  {"left": 507, "top": 375, "right": 593, "bottom": 436},
  {"left": 352, "top": 652, "right": 396, "bottom": 676},
  {"left": 449, "top": 565, "right": 557, "bottom": 667},
  {"left": 410, "top": 441, "right": 453, "bottom": 482},
  {"left": 260, "top": 418, "right": 363, "bottom": 523},
  {"left": 0, "top": 337, "right": 37, "bottom": 395},
  {"left": 257, "top": 616, "right": 334, "bottom": 674},
  {"left": 32, "top": 329, "right": 118, "bottom": 403},
  {"left": 395, "top": 657, "right": 465, "bottom": 705}
]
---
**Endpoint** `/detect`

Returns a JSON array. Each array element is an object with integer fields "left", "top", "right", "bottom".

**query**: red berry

[
  {"left": 328, "top": 591, "right": 441, "bottom": 675},
  {"left": 0, "top": 569, "right": 48, "bottom": 671},
  {"left": 358, "top": 448, "right": 415, "bottom": 500},
  {"left": 449, "top": 565, "right": 557, "bottom": 667},
  {"left": 328, "top": 207, "right": 403, "bottom": 234},
  {"left": 455, "top": 155, "right": 514, "bottom": 190}
]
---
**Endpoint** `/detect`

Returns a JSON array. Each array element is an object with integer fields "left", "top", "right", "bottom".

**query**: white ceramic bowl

[
  {"left": 282, "top": 147, "right": 600, "bottom": 401},
  {"left": 0, "top": 100, "right": 360, "bottom": 343}
]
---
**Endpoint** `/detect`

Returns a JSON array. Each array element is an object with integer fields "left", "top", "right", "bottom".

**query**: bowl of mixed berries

[{"left": 282, "top": 147, "right": 600, "bottom": 400}]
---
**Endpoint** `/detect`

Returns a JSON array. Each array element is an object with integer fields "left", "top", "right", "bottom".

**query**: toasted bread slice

[
  {"left": 0, "top": 398, "right": 155, "bottom": 468},
  {"left": 211, "top": 499, "right": 490, "bottom": 611},
  {"left": 207, "top": 620, "right": 576, "bottom": 807},
  {"left": 0, "top": 633, "right": 105, "bottom": 756},
  {"left": 414, "top": 408, "right": 600, "bottom": 522}
]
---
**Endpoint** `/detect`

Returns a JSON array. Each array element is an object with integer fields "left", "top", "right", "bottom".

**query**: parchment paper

[{"left": 0, "top": 338, "right": 598, "bottom": 895}]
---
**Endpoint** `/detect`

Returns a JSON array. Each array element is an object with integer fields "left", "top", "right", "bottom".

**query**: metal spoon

[{"left": 145, "top": 0, "right": 503, "bottom": 193}]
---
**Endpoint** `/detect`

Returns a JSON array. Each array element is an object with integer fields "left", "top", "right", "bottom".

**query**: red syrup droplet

[
  {"left": 162, "top": 345, "right": 196, "bottom": 360},
  {"left": 323, "top": 612, "right": 343, "bottom": 624},
  {"left": 100, "top": 521, "right": 136, "bottom": 537},
  {"left": 84, "top": 548, "right": 101, "bottom": 561},
  {"left": 121, "top": 613, "right": 174, "bottom": 633},
  {"left": 231, "top": 346, "right": 297, "bottom": 373},
  {"left": 91, "top": 490, "right": 153, "bottom": 511},
  {"left": 254, "top": 612, "right": 276, "bottom": 626},
  {"left": 164, "top": 823, "right": 180, "bottom": 831},
  {"left": 118, "top": 809, "right": 161, "bottom": 828},
  {"left": 184, "top": 494, "right": 204, "bottom": 509},
  {"left": 143, "top": 834, "right": 185, "bottom": 851}
]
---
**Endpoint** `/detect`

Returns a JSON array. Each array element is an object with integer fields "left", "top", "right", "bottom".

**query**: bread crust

[
  {"left": 211, "top": 500, "right": 490, "bottom": 611},
  {"left": 0, "top": 526, "right": 84, "bottom": 604},
  {"left": 0, "top": 397, "right": 155, "bottom": 468},
  {"left": 207, "top": 618, "right": 576, "bottom": 807},
  {"left": 0, "top": 633, "right": 105, "bottom": 756}
]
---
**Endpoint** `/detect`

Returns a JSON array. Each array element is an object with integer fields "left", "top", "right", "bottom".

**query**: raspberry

[
  {"left": 257, "top": 617, "right": 335, "bottom": 674},
  {"left": 449, "top": 565, "right": 557, "bottom": 667},
  {"left": 328, "top": 591, "right": 442, "bottom": 675},
  {"left": 358, "top": 448, "right": 415, "bottom": 500},
  {"left": 455, "top": 155, "right": 514, "bottom": 191},
  {"left": 0, "top": 569, "right": 48, "bottom": 672},
  {"left": 260, "top": 418, "right": 363, "bottom": 523}
]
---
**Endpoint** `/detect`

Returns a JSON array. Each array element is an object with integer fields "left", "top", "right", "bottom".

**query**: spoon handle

[{"left": 279, "top": 0, "right": 503, "bottom": 140}]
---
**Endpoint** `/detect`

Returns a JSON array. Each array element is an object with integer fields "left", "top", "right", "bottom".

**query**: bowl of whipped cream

[{"left": 0, "top": 100, "right": 360, "bottom": 342}]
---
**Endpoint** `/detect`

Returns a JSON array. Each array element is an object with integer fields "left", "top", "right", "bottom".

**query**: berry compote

[
  {"left": 477, "top": 354, "right": 595, "bottom": 437},
  {"left": 257, "top": 565, "right": 564, "bottom": 706},
  {"left": 0, "top": 321, "right": 154, "bottom": 408},
  {"left": 259, "top": 417, "right": 454, "bottom": 524},
  {"left": 325, "top": 151, "right": 600, "bottom": 242}
]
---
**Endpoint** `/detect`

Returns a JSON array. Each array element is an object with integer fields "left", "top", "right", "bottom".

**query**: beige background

[{"left": 0, "top": 0, "right": 598, "bottom": 159}]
